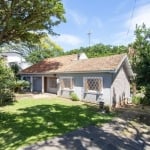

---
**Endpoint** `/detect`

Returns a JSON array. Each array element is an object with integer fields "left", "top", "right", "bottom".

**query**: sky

[{"left": 50, "top": 0, "right": 150, "bottom": 51}]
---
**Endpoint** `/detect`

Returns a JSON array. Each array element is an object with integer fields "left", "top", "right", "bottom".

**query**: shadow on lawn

[
  {"left": 24, "top": 125, "right": 148, "bottom": 150},
  {"left": 23, "top": 111, "right": 150, "bottom": 150},
  {"left": 0, "top": 103, "right": 112, "bottom": 150}
]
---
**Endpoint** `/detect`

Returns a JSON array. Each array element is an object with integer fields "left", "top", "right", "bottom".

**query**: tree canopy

[
  {"left": 65, "top": 43, "right": 127, "bottom": 58},
  {"left": 0, "top": 58, "right": 15, "bottom": 104},
  {"left": 132, "top": 24, "right": 150, "bottom": 86},
  {"left": 26, "top": 35, "right": 63, "bottom": 64},
  {"left": 0, "top": 0, "right": 65, "bottom": 44},
  {"left": 131, "top": 24, "right": 150, "bottom": 105}
]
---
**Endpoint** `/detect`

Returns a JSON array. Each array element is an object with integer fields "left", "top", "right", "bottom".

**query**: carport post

[
  {"left": 42, "top": 75, "right": 44, "bottom": 93},
  {"left": 30, "top": 76, "right": 33, "bottom": 92}
]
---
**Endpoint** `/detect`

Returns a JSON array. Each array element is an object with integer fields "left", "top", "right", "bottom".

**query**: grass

[{"left": 0, "top": 97, "right": 114, "bottom": 150}]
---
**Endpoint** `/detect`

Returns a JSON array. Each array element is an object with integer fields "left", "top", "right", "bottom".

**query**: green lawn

[{"left": 0, "top": 97, "right": 114, "bottom": 150}]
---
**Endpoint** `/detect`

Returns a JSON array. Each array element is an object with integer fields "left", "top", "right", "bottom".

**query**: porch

[{"left": 22, "top": 75, "right": 58, "bottom": 94}]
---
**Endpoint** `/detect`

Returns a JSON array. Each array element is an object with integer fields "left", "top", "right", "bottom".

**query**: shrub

[
  {"left": 132, "top": 95, "right": 142, "bottom": 105},
  {"left": 104, "top": 105, "right": 110, "bottom": 113},
  {"left": 15, "top": 80, "right": 30, "bottom": 93},
  {"left": 70, "top": 92, "right": 79, "bottom": 101},
  {"left": 0, "top": 89, "right": 15, "bottom": 105},
  {"left": 143, "top": 85, "right": 150, "bottom": 105},
  {"left": 0, "top": 59, "right": 16, "bottom": 105}
]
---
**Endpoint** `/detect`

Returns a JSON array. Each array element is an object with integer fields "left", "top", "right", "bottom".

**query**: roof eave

[{"left": 20, "top": 70, "right": 116, "bottom": 75}]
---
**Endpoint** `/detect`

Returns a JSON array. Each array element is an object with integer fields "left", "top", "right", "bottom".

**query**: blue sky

[{"left": 51, "top": 0, "right": 150, "bottom": 51}]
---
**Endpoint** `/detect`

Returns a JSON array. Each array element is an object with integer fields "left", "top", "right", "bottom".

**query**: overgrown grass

[{"left": 0, "top": 97, "right": 114, "bottom": 150}]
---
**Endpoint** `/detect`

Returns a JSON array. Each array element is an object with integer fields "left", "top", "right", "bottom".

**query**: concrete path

[
  {"left": 16, "top": 93, "right": 57, "bottom": 99},
  {"left": 20, "top": 111, "right": 150, "bottom": 150}
]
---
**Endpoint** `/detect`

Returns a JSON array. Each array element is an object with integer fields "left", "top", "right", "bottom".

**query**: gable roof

[
  {"left": 20, "top": 54, "right": 77, "bottom": 74},
  {"left": 20, "top": 53, "right": 133, "bottom": 76}
]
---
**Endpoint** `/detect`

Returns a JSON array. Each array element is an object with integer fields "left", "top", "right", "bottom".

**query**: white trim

[
  {"left": 60, "top": 76, "right": 73, "bottom": 79},
  {"left": 41, "top": 76, "right": 44, "bottom": 93},
  {"left": 124, "top": 57, "right": 134, "bottom": 77},
  {"left": 115, "top": 55, "right": 127, "bottom": 73},
  {"left": 19, "top": 70, "right": 116, "bottom": 75},
  {"left": 30, "top": 76, "right": 33, "bottom": 92}
]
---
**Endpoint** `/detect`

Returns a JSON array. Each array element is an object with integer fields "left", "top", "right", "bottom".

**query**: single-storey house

[{"left": 20, "top": 53, "right": 133, "bottom": 107}]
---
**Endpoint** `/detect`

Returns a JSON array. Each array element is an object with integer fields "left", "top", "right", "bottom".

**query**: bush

[
  {"left": 143, "top": 85, "right": 150, "bottom": 105},
  {"left": 104, "top": 105, "right": 110, "bottom": 113},
  {"left": 0, "top": 59, "right": 16, "bottom": 105},
  {"left": 132, "top": 95, "right": 142, "bottom": 105},
  {"left": 15, "top": 80, "right": 30, "bottom": 93},
  {"left": 70, "top": 92, "right": 79, "bottom": 101},
  {"left": 0, "top": 89, "right": 15, "bottom": 105},
  {"left": 134, "top": 85, "right": 150, "bottom": 105}
]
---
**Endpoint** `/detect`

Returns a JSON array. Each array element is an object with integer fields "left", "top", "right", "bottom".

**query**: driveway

[{"left": 20, "top": 109, "right": 150, "bottom": 150}]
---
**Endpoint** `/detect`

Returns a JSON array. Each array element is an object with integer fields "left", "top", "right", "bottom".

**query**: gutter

[{"left": 19, "top": 70, "right": 116, "bottom": 75}]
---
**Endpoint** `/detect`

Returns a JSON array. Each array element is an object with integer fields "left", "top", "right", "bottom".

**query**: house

[
  {"left": 20, "top": 53, "right": 133, "bottom": 107},
  {"left": 0, "top": 51, "right": 31, "bottom": 70}
]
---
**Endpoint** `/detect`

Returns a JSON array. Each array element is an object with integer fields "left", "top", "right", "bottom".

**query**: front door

[
  {"left": 47, "top": 77, "right": 57, "bottom": 94},
  {"left": 33, "top": 77, "right": 42, "bottom": 92}
]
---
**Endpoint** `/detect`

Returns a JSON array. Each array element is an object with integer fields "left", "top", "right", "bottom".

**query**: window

[
  {"left": 60, "top": 77, "right": 73, "bottom": 90},
  {"left": 49, "top": 78, "right": 57, "bottom": 88},
  {"left": 84, "top": 77, "right": 103, "bottom": 93}
]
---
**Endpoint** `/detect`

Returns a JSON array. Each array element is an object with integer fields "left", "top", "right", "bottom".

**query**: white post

[
  {"left": 30, "top": 76, "right": 33, "bottom": 92},
  {"left": 21, "top": 76, "right": 23, "bottom": 80},
  {"left": 42, "top": 76, "right": 44, "bottom": 93}
]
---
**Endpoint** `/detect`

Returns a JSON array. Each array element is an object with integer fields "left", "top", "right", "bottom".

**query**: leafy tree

[
  {"left": 10, "top": 62, "right": 21, "bottom": 79},
  {"left": 26, "top": 35, "right": 64, "bottom": 63},
  {"left": 132, "top": 24, "right": 150, "bottom": 85},
  {"left": 0, "top": 58, "right": 15, "bottom": 104},
  {"left": 132, "top": 24, "right": 150, "bottom": 105},
  {"left": 0, "top": 42, "right": 31, "bottom": 57},
  {"left": 0, "top": 0, "right": 65, "bottom": 44},
  {"left": 65, "top": 43, "right": 127, "bottom": 58}
]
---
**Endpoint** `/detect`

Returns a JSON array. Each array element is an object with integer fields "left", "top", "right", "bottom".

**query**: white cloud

[
  {"left": 50, "top": 34, "right": 84, "bottom": 51},
  {"left": 113, "top": 3, "right": 150, "bottom": 46},
  {"left": 53, "top": 34, "right": 82, "bottom": 46},
  {"left": 92, "top": 17, "right": 103, "bottom": 29},
  {"left": 114, "top": 0, "right": 131, "bottom": 14},
  {"left": 112, "top": 31, "right": 135, "bottom": 45},
  {"left": 68, "top": 10, "right": 87, "bottom": 25},
  {"left": 126, "top": 4, "right": 150, "bottom": 31}
]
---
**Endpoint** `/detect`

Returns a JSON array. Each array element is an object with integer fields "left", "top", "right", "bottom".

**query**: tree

[
  {"left": 10, "top": 62, "right": 21, "bottom": 79},
  {"left": 26, "top": 35, "right": 64, "bottom": 64},
  {"left": 132, "top": 24, "right": 150, "bottom": 104},
  {"left": 0, "top": 58, "right": 15, "bottom": 104},
  {"left": 132, "top": 24, "right": 150, "bottom": 85},
  {"left": 0, "top": 0, "right": 65, "bottom": 44},
  {"left": 65, "top": 43, "right": 127, "bottom": 58}
]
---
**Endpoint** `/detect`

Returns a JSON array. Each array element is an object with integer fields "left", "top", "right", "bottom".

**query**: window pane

[
  {"left": 64, "top": 79, "right": 71, "bottom": 88},
  {"left": 61, "top": 78, "right": 72, "bottom": 89},
  {"left": 85, "top": 78, "right": 102, "bottom": 92},
  {"left": 49, "top": 78, "right": 57, "bottom": 88}
]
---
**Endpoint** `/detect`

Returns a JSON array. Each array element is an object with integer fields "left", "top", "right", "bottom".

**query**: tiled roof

[{"left": 20, "top": 53, "right": 127, "bottom": 74}]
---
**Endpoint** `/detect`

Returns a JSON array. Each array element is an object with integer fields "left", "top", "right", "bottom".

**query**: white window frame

[
  {"left": 60, "top": 77, "right": 74, "bottom": 91},
  {"left": 48, "top": 77, "right": 57, "bottom": 89},
  {"left": 84, "top": 77, "right": 103, "bottom": 94}
]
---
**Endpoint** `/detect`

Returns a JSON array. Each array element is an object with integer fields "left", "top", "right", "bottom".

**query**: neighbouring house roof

[
  {"left": 0, "top": 51, "right": 32, "bottom": 70},
  {"left": 20, "top": 53, "right": 133, "bottom": 77}
]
